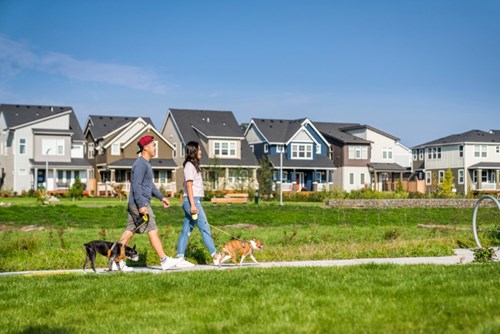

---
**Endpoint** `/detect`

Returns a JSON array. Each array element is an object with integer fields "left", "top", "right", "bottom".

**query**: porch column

[
  {"left": 225, "top": 168, "right": 229, "bottom": 191},
  {"left": 373, "top": 172, "right": 378, "bottom": 191},
  {"left": 110, "top": 169, "right": 116, "bottom": 183},
  {"left": 33, "top": 167, "right": 38, "bottom": 190},
  {"left": 477, "top": 169, "right": 482, "bottom": 191},
  {"left": 497, "top": 170, "right": 500, "bottom": 190}
]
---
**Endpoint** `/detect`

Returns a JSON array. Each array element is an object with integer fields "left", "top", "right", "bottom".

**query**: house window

[
  {"left": 264, "top": 143, "right": 269, "bottom": 153},
  {"left": 458, "top": 169, "right": 464, "bottom": 184},
  {"left": 111, "top": 143, "right": 120, "bottom": 155},
  {"left": 276, "top": 145, "right": 284, "bottom": 153},
  {"left": 413, "top": 150, "right": 418, "bottom": 160},
  {"left": 173, "top": 143, "right": 177, "bottom": 158},
  {"left": 360, "top": 173, "right": 365, "bottom": 185},
  {"left": 153, "top": 141, "right": 159, "bottom": 158},
  {"left": 438, "top": 170, "right": 444, "bottom": 184},
  {"left": 427, "top": 147, "right": 441, "bottom": 160},
  {"left": 98, "top": 140, "right": 104, "bottom": 155},
  {"left": 459, "top": 145, "right": 464, "bottom": 158},
  {"left": 382, "top": 147, "right": 393, "bottom": 160},
  {"left": 214, "top": 141, "right": 236, "bottom": 157},
  {"left": 474, "top": 145, "right": 487, "bottom": 158},
  {"left": 57, "top": 170, "right": 64, "bottom": 181},
  {"left": 329, "top": 146, "right": 334, "bottom": 160},
  {"left": 419, "top": 149, "right": 424, "bottom": 160},
  {"left": 316, "top": 144, "right": 321, "bottom": 154},
  {"left": 88, "top": 143, "right": 94, "bottom": 159},
  {"left": 348, "top": 146, "right": 368, "bottom": 159},
  {"left": 159, "top": 171, "right": 167, "bottom": 183},
  {"left": 180, "top": 143, "right": 185, "bottom": 157},
  {"left": 19, "top": 138, "right": 26, "bottom": 155},
  {"left": 250, "top": 145, "right": 254, "bottom": 153},
  {"left": 425, "top": 171, "right": 432, "bottom": 185},
  {"left": 228, "top": 169, "right": 249, "bottom": 183},
  {"left": 496, "top": 146, "right": 500, "bottom": 154},
  {"left": 291, "top": 144, "right": 312, "bottom": 159},
  {"left": 349, "top": 173, "right": 354, "bottom": 185}
]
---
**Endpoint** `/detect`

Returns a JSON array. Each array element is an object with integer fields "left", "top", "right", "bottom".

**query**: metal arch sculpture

[{"left": 472, "top": 195, "right": 500, "bottom": 249}]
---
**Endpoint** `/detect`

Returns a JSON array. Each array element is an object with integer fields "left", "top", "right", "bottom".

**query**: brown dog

[{"left": 219, "top": 237, "right": 264, "bottom": 266}]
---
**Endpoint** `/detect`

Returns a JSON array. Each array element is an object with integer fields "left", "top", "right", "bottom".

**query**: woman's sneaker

[
  {"left": 161, "top": 257, "right": 182, "bottom": 270},
  {"left": 175, "top": 259, "right": 195, "bottom": 268}
]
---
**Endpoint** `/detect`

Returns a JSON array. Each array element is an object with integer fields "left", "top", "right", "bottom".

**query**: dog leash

[
  {"left": 205, "top": 221, "right": 246, "bottom": 248},
  {"left": 109, "top": 213, "right": 150, "bottom": 260}
]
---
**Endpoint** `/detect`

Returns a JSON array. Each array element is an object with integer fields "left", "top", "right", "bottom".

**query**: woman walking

[{"left": 175, "top": 141, "right": 221, "bottom": 267}]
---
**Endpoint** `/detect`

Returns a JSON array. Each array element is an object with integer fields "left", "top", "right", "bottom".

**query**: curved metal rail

[{"left": 472, "top": 195, "right": 500, "bottom": 249}]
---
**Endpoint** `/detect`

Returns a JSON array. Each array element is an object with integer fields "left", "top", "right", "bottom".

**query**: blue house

[{"left": 244, "top": 118, "right": 335, "bottom": 192}]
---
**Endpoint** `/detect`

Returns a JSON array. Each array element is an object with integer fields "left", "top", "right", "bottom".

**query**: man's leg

[
  {"left": 119, "top": 230, "right": 134, "bottom": 245},
  {"left": 148, "top": 229, "right": 166, "bottom": 259}
]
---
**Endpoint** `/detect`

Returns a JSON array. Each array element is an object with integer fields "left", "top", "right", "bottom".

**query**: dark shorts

[{"left": 126, "top": 205, "right": 157, "bottom": 234}]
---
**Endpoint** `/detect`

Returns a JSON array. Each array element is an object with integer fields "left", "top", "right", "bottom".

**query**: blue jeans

[{"left": 177, "top": 197, "right": 216, "bottom": 257}]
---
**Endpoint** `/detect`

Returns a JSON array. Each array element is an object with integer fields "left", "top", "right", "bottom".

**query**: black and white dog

[{"left": 83, "top": 240, "right": 139, "bottom": 273}]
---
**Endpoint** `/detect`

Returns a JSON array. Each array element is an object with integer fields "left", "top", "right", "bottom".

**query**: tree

[
  {"left": 257, "top": 156, "right": 274, "bottom": 200},
  {"left": 69, "top": 177, "right": 85, "bottom": 201},
  {"left": 439, "top": 168, "right": 455, "bottom": 198}
]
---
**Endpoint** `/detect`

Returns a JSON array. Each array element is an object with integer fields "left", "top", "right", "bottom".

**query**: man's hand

[
  {"left": 161, "top": 197, "right": 171, "bottom": 208},
  {"left": 139, "top": 206, "right": 148, "bottom": 215}
]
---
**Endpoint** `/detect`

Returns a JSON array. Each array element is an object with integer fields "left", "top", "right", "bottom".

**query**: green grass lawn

[
  {"left": 0, "top": 264, "right": 498, "bottom": 333},
  {"left": 1, "top": 200, "right": 499, "bottom": 271}
]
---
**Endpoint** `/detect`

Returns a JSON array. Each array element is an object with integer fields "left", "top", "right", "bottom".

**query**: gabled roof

[
  {"left": 248, "top": 118, "right": 307, "bottom": 143},
  {"left": 85, "top": 115, "right": 154, "bottom": 140},
  {"left": 340, "top": 124, "right": 400, "bottom": 142},
  {"left": 413, "top": 129, "right": 500, "bottom": 149},
  {"left": 1, "top": 104, "right": 85, "bottom": 141},
  {"left": 166, "top": 109, "right": 244, "bottom": 144},
  {"left": 313, "top": 122, "right": 371, "bottom": 145},
  {"left": 0, "top": 104, "right": 72, "bottom": 129}
]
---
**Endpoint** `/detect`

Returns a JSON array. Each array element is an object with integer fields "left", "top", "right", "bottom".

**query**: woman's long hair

[{"left": 183, "top": 141, "right": 201, "bottom": 172}]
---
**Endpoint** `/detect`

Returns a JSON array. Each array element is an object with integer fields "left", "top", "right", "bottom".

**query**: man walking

[{"left": 115, "top": 135, "right": 179, "bottom": 271}]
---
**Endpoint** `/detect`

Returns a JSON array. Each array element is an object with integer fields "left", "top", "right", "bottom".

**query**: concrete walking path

[{"left": 2, "top": 248, "right": 496, "bottom": 277}]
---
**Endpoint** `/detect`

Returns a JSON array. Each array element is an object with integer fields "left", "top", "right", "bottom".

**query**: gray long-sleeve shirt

[{"left": 128, "top": 156, "right": 164, "bottom": 209}]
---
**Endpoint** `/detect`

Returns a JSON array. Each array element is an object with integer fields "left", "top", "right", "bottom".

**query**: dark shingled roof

[
  {"left": 267, "top": 154, "right": 335, "bottom": 169},
  {"left": 368, "top": 163, "right": 407, "bottom": 172},
  {"left": 250, "top": 118, "right": 306, "bottom": 143},
  {"left": 413, "top": 129, "right": 500, "bottom": 149},
  {"left": 313, "top": 122, "right": 371, "bottom": 145},
  {"left": 107, "top": 158, "right": 177, "bottom": 169},
  {"left": 87, "top": 115, "right": 154, "bottom": 139},
  {"left": 1, "top": 104, "right": 85, "bottom": 141},
  {"left": 169, "top": 109, "right": 258, "bottom": 167}
]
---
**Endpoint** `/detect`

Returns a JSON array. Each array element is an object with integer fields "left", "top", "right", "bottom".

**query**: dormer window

[
  {"left": 214, "top": 140, "right": 236, "bottom": 158},
  {"left": 111, "top": 143, "right": 120, "bottom": 155},
  {"left": 276, "top": 145, "right": 284, "bottom": 153},
  {"left": 291, "top": 144, "right": 312, "bottom": 159}
]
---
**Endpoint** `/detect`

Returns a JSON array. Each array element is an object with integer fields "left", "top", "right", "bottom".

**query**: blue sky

[{"left": 1, "top": 0, "right": 499, "bottom": 147}]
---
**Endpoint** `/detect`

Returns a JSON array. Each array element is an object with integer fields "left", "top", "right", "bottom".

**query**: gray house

[
  {"left": 161, "top": 108, "right": 259, "bottom": 193},
  {"left": 0, "top": 104, "right": 90, "bottom": 194},
  {"left": 412, "top": 129, "right": 500, "bottom": 195}
]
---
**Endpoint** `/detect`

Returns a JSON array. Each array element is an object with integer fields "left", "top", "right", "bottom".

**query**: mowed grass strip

[{"left": 0, "top": 264, "right": 498, "bottom": 333}]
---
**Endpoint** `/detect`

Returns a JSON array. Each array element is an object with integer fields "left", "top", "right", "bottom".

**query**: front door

[{"left": 296, "top": 172, "right": 304, "bottom": 191}]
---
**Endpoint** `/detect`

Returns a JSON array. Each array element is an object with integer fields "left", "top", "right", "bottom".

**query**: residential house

[
  {"left": 314, "top": 122, "right": 412, "bottom": 192},
  {"left": 244, "top": 118, "right": 335, "bottom": 192},
  {"left": 412, "top": 129, "right": 500, "bottom": 195},
  {"left": 84, "top": 115, "right": 177, "bottom": 196},
  {"left": 0, "top": 104, "right": 90, "bottom": 194},
  {"left": 161, "top": 109, "right": 259, "bottom": 192}
]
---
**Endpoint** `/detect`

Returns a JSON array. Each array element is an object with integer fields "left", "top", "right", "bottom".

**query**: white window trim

[
  {"left": 19, "top": 138, "right": 26, "bottom": 155},
  {"left": 264, "top": 143, "right": 269, "bottom": 153},
  {"left": 213, "top": 140, "right": 237, "bottom": 158},
  {"left": 438, "top": 170, "right": 444, "bottom": 184},
  {"left": 111, "top": 143, "right": 120, "bottom": 156},
  {"left": 425, "top": 171, "right": 432, "bottom": 185},
  {"left": 458, "top": 169, "right": 464, "bottom": 185},
  {"left": 291, "top": 143, "right": 313, "bottom": 160}
]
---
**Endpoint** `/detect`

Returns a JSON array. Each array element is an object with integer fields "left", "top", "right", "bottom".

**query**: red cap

[{"left": 137, "top": 135, "right": 154, "bottom": 153}]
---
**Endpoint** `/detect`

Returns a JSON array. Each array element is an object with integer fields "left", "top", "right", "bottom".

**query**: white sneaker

[
  {"left": 175, "top": 259, "right": 195, "bottom": 268},
  {"left": 212, "top": 253, "right": 223, "bottom": 266},
  {"left": 161, "top": 257, "right": 182, "bottom": 270},
  {"left": 118, "top": 260, "right": 134, "bottom": 272}
]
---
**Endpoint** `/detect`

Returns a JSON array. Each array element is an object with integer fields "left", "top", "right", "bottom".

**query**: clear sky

[{"left": 1, "top": 0, "right": 499, "bottom": 147}]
